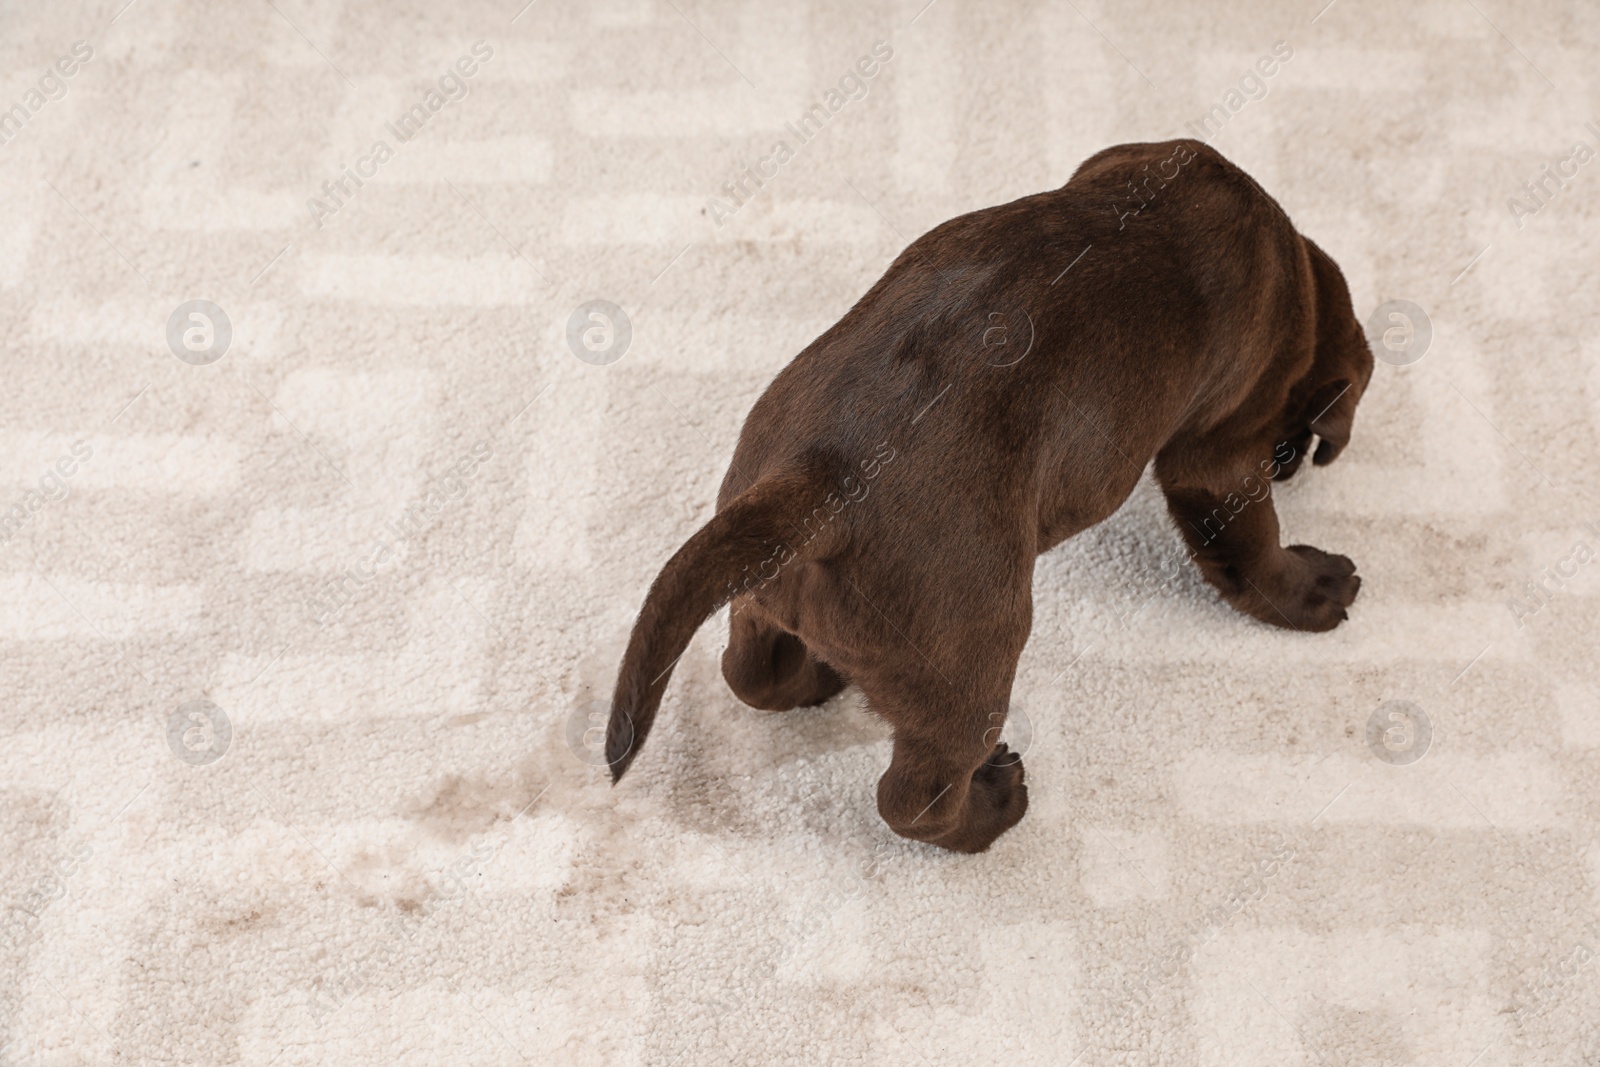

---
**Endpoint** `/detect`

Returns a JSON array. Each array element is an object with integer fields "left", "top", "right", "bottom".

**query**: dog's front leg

[{"left": 1157, "top": 457, "right": 1360, "bottom": 632}]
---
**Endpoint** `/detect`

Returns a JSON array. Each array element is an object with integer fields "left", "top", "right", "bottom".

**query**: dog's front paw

[{"left": 1263, "top": 545, "right": 1360, "bottom": 632}]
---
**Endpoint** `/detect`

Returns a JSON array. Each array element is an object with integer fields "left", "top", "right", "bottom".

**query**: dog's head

[{"left": 1274, "top": 236, "right": 1374, "bottom": 480}]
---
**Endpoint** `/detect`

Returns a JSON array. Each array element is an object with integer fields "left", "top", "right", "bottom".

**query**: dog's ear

[{"left": 1302, "top": 237, "right": 1373, "bottom": 466}]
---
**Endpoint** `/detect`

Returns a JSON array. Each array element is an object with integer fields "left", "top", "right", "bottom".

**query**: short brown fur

[{"left": 607, "top": 140, "right": 1374, "bottom": 853}]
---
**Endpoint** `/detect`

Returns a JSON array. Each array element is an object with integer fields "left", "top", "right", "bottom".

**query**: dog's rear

[{"left": 604, "top": 456, "right": 839, "bottom": 780}]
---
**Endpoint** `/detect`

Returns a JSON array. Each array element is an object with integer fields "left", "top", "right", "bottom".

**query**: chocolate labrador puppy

[{"left": 606, "top": 140, "right": 1373, "bottom": 853}]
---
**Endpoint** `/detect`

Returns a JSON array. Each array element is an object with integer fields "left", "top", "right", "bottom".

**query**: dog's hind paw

[{"left": 967, "top": 743, "right": 1028, "bottom": 843}]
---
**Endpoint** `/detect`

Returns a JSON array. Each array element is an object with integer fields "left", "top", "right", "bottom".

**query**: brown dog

[{"left": 606, "top": 140, "right": 1373, "bottom": 853}]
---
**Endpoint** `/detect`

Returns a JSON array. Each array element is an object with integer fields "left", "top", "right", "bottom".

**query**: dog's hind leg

[
  {"left": 721, "top": 602, "right": 847, "bottom": 712},
  {"left": 864, "top": 584, "right": 1033, "bottom": 854},
  {"left": 875, "top": 709, "right": 1029, "bottom": 854}
]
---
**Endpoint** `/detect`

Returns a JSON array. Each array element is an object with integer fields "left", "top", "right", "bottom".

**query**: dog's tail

[{"left": 605, "top": 456, "right": 834, "bottom": 783}]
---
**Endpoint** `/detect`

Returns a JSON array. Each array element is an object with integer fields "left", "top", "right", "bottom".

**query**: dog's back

[{"left": 721, "top": 140, "right": 1314, "bottom": 554}]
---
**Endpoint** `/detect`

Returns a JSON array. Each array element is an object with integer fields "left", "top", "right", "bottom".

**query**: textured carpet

[{"left": 2, "top": 0, "right": 1598, "bottom": 1064}]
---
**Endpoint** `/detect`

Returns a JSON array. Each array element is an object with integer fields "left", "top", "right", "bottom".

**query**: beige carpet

[{"left": 3, "top": 0, "right": 1598, "bottom": 1063}]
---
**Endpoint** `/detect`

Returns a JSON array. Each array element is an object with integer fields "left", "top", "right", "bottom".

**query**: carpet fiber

[{"left": 2, "top": 1, "right": 1598, "bottom": 1064}]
